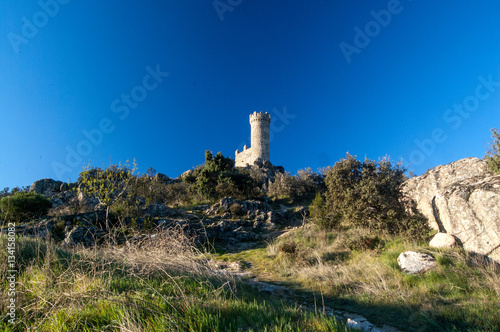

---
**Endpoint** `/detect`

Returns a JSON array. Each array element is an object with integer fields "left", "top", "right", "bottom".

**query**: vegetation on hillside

[
  {"left": 0, "top": 232, "right": 349, "bottom": 331},
  {"left": 0, "top": 191, "right": 51, "bottom": 224},
  {"left": 188, "top": 150, "right": 261, "bottom": 200},
  {"left": 2, "top": 144, "right": 500, "bottom": 331},
  {"left": 77, "top": 160, "right": 137, "bottom": 230},
  {"left": 320, "top": 154, "right": 429, "bottom": 237},
  {"left": 485, "top": 127, "right": 500, "bottom": 174},
  {"left": 216, "top": 224, "right": 500, "bottom": 331}
]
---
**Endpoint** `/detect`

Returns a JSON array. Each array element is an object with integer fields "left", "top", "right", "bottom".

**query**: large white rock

[
  {"left": 429, "top": 233, "right": 457, "bottom": 249},
  {"left": 397, "top": 251, "right": 437, "bottom": 274},
  {"left": 401, "top": 158, "right": 491, "bottom": 230},
  {"left": 401, "top": 158, "right": 500, "bottom": 262}
]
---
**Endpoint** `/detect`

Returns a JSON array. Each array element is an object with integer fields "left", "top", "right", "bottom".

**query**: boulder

[
  {"left": 429, "top": 233, "right": 457, "bottom": 249},
  {"left": 206, "top": 197, "right": 239, "bottom": 215},
  {"left": 346, "top": 315, "right": 381, "bottom": 332},
  {"left": 401, "top": 158, "right": 500, "bottom": 262},
  {"left": 15, "top": 218, "right": 57, "bottom": 239},
  {"left": 397, "top": 251, "right": 437, "bottom": 274},
  {"left": 153, "top": 172, "right": 170, "bottom": 183},
  {"left": 76, "top": 190, "right": 100, "bottom": 210},
  {"left": 30, "top": 178, "right": 62, "bottom": 197},
  {"left": 242, "top": 200, "right": 271, "bottom": 215},
  {"left": 180, "top": 169, "right": 195, "bottom": 180},
  {"left": 401, "top": 158, "right": 491, "bottom": 230},
  {"left": 433, "top": 175, "right": 500, "bottom": 261}
]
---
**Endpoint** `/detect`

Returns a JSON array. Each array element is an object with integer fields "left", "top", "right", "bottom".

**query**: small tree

[
  {"left": 77, "top": 160, "right": 137, "bottom": 231},
  {"left": 485, "top": 128, "right": 500, "bottom": 174},
  {"left": 310, "top": 192, "right": 341, "bottom": 230},
  {"left": 324, "top": 153, "right": 409, "bottom": 233},
  {"left": 195, "top": 151, "right": 237, "bottom": 199},
  {"left": 0, "top": 192, "right": 51, "bottom": 223}
]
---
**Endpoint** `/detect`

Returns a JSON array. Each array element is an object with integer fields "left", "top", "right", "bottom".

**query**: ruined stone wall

[{"left": 235, "top": 146, "right": 254, "bottom": 167}]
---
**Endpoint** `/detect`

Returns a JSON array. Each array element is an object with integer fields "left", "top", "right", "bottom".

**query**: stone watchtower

[{"left": 235, "top": 111, "right": 271, "bottom": 167}]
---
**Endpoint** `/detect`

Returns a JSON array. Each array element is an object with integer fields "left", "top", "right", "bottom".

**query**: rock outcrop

[
  {"left": 206, "top": 197, "right": 272, "bottom": 217},
  {"left": 30, "top": 178, "right": 63, "bottom": 197},
  {"left": 401, "top": 158, "right": 492, "bottom": 230},
  {"left": 433, "top": 175, "right": 500, "bottom": 261},
  {"left": 402, "top": 158, "right": 500, "bottom": 262},
  {"left": 141, "top": 203, "right": 180, "bottom": 218}
]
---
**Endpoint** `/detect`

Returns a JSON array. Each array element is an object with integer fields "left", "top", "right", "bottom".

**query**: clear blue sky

[{"left": 1, "top": 0, "right": 499, "bottom": 188}]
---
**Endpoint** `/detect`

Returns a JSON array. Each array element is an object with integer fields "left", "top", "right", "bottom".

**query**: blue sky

[{"left": 1, "top": 0, "right": 499, "bottom": 188}]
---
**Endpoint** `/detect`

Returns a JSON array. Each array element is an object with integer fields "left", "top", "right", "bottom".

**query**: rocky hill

[{"left": 402, "top": 157, "right": 500, "bottom": 262}]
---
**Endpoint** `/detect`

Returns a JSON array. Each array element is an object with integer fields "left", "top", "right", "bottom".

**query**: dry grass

[
  {"left": 2, "top": 226, "right": 228, "bottom": 331},
  {"left": 2, "top": 226, "right": 349, "bottom": 331},
  {"left": 261, "top": 224, "right": 500, "bottom": 331}
]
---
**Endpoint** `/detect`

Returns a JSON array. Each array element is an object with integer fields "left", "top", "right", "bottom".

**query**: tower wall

[
  {"left": 250, "top": 111, "right": 271, "bottom": 162},
  {"left": 235, "top": 111, "right": 271, "bottom": 167}
]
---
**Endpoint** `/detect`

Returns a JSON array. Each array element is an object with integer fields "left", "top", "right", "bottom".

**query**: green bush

[
  {"left": 268, "top": 168, "right": 323, "bottom": 201},
  {"left": 192, "top": 151, "right": 261, "bottom": 200},
  {"left": 485, "top": 128, "right": 500, "bottom": 174},
  {"left": 310, "top": 192, "right": 341, "bottom": 230},
  {"left": 323, "top": 153, "right": 427, "bottom": 235},
  {"left": 0, "top": 191, "right": 51, "bottom": 223}
]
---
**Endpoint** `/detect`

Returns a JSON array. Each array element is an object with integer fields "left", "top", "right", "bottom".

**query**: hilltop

[{"left": 1, "top": 148, "right": 500, "bottom": 331}]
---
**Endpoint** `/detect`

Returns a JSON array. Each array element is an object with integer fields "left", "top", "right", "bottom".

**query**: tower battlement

[
  {"left": 250, "top": 111, "right": 271, "bottom": 124},
  {"left": 235, "top": 111, "right": 271, "bottom": 167}
]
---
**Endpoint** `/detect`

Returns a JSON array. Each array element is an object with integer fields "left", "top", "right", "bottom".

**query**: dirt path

[{"left": 210, "top": 238, "right": 403, "bottom": 332}]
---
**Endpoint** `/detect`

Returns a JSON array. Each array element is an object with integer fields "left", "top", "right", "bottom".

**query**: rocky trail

[{"left": 210, "top": 237, "right": 402, "bottom": 332}]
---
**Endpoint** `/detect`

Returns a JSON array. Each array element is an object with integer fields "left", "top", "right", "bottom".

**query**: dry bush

[{"left": 95, "top": 225, "right": 212, "bottom": 277}]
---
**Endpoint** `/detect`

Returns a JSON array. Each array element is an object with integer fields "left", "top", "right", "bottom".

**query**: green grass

[
  {"left": 4, "top": 220, "right": 499, "bottom": 331},
  {"left": 0, "top": 233, "right": 350, "bottom": 332},
  {"left": 237, "top": 225, "right": 500, "bottom": 331}
]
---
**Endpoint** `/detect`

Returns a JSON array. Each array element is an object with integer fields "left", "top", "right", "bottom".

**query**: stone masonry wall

[
  {"left": 235, "top": 147, "right": 255, "bottom": 167},
  {"left": 235, "top": 111, "right": 271, "bottom": 167}
]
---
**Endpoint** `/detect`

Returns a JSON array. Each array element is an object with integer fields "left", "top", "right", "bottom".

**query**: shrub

[
  {"left": 310, "top": 192, "right": 341, "bottom": 230},
  {"left": 268, "top": 169, "right": 323, "bottom": 201},
  {"left": 323, "top": 153, "right": 426, "bottom": 235},
  {"left": 279, "top": 241, "right": 297, "bottom": 255},
  {"left": 77, "top": 160, "right": 137, "bottom": 230},
  {"left": 192, "top": 151, "right": 260, "bottom": 200},
  {"left": 229, "top": 202, "right": 243, "bottom": 217},
  {"left": 485, "top": 128, "right": 500, "bottom": 174},
  {"left": 51, "top": 218, "right": 67, "bottom": 242},
  {"left": 0, "top": 191, "right": 51, "bottom": 223}
]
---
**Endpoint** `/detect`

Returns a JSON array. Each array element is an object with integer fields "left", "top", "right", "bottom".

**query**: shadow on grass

[
  {"left": 253, "top": 276, "right": 499, "bottom": 332},
  {"left": 210, "top": 238, "right": 500, "bottom": 332}
]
